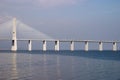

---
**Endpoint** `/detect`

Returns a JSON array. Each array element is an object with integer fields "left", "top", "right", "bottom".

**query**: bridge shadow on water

[{"left": 0, "top": 50, "right": 120, "bottom": 61}]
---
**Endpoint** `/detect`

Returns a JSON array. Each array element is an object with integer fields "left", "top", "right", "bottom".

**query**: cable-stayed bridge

[{"left": 0, "top": 17, "right": 120, "bottom": 51}]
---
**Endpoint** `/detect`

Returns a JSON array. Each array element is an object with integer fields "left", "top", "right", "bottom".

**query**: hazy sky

[{"left": 0, "top": 0, "right": 120, "bottom": 40}]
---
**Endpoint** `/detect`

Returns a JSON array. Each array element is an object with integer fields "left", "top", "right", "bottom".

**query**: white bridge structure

[{"left": 0, "top": 18, "right": 120, "bottom": 51}]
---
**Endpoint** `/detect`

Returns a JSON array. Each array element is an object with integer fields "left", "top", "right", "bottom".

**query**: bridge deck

[{"left": 0, "top": 39, "right": 120, "bottom": 43}]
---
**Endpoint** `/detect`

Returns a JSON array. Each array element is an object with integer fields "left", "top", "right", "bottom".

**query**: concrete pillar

[
  {"left": 11, "top": 18, "right": 17, "bottom": 51},
  {"left": 43, "top": 40, "right": 47, "bottom": 51},
  {"left": 99, "top": 42, "right": 103, "bottom": 51},
  {"left": 28, "top": 40, "right": 32, "bottom": 51},
  {"left": 55, "top": 40, "right": 59, "bottom": 51},
  {"left": 113, "top": 42, "right": 117, "bottom": 51},
  {"left": 85, "top": 41, "right": 88, "bottom": 51},
  {"left": 70, "top": 41, "right": 74, "bottom": 51}
]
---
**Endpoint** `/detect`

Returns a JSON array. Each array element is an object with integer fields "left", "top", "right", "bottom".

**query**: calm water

[{"left": 0, "top": 50, "right": 120, "bottom": 80}]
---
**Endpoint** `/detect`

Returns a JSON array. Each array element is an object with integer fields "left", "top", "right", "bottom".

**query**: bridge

[{"left": 0, "top": 17, "right": 120, "bottom": 51}]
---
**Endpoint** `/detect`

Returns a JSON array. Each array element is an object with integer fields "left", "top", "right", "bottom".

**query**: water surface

[{"left": 0, "top": 51, "right": 120, "bottom": 80}]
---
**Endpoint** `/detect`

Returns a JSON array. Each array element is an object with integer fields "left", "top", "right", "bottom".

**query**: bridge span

[
  {"left": 0, "top": 38, "right": 120, "bottom": 51},
  {"left": 0, "top": 18, "right": 120, "bottom": 51}
]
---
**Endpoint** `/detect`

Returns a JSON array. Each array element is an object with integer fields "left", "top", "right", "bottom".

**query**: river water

[{"left": 0, "top": 51, "right": 120, "bottom": 80}]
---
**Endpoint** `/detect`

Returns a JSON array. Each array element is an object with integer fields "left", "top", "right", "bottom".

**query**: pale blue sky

[{"left": 0, "top": 0, "right": 120, "bottom": 40}]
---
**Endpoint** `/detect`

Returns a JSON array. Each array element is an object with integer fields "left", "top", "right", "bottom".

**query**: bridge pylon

[{"left": 11, "top": 18, "right": 17, "bottom": 51}]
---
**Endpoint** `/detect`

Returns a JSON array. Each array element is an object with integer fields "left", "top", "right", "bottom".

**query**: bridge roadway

[
  {"left": 0, "top": 38, "right": 120, "bottom": 43},
  {"left": 0, "top": 38, "right": 120, "bottom": 51}
]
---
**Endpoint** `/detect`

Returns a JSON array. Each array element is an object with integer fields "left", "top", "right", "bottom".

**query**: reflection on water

[
  {"left": 0, "top": 51, "right": 120, "bottom": 80},
  {"left": 28, "top": 53, "right": 32, "bottom": 79},
  {"left": 71, "top": 56, "right": 74, "bottom": 80},
  {"left": 56, "top": 55, "right": 61, "bottom": 80},
  {"left": 10, "top": 53, "right": 18, "bottom": 80},
  {"left": 43, "top": 54, "right": 48, "bottom": 80}
]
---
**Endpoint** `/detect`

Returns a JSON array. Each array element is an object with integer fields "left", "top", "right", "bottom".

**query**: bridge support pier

[
  {"left": 99, "top": 42, "right": 103, "bottom": 51},
  {"left": 11, "top": 40, "right": 17, "bottom": 51},
  {"left": 70, "top": 41, "right": 74, "bottom": 51},
  {"left": 43, "top": 40, "right": 47, "bottom": 51},
  {"left": 85, "top": 41, "right": 88, "bottom": 51},
  {"left": 55, "top": 40, "right": 59, "bottom": 51},
  {"left": 11, "top": 18, "right": 17, "bottom": 51},
  {"left": 28, "top": 40, "right": 32, "bottom": 51},
  {"left": 113, "top": 42, "right": 117, "bottom": 51}
]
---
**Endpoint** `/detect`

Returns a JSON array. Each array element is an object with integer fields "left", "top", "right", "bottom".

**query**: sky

[{"left": 0, "top": 0, "right": 120, "bottom": 40}]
